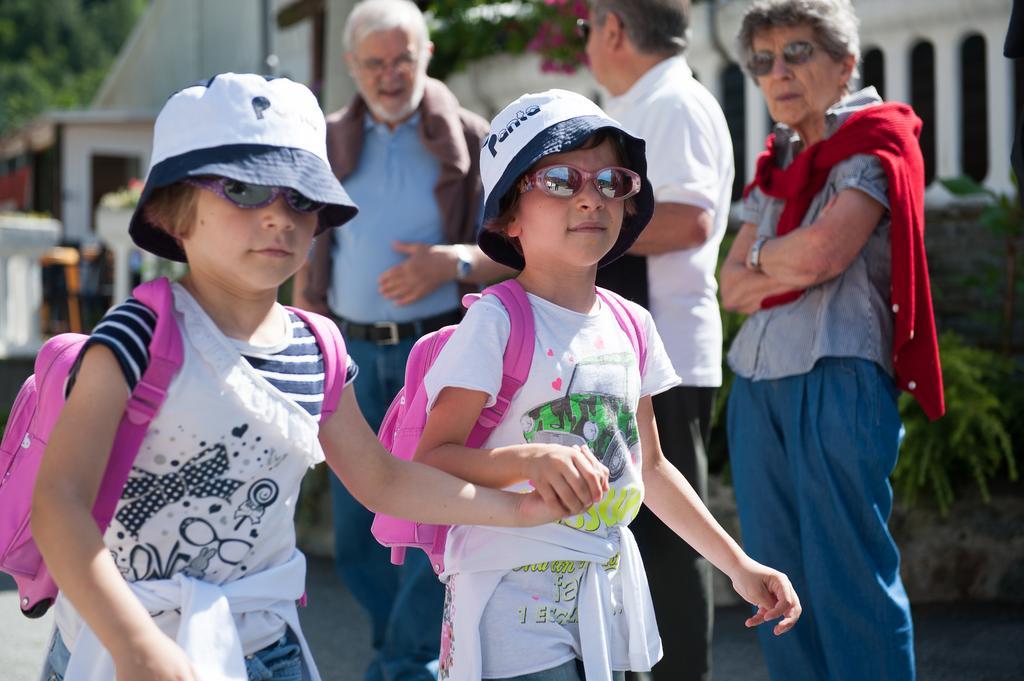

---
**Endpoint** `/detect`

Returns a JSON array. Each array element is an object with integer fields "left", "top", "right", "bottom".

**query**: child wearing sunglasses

[
  {"left": 414, "top": 90, "right": 802, "bottom": 681},
  {"left": 31, "top": 74, "right": 582, "bottom": 681}
]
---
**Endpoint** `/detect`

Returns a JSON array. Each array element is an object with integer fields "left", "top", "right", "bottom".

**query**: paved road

[{"left": 3, "top": 558, "right": 1022, "bottom": 680}]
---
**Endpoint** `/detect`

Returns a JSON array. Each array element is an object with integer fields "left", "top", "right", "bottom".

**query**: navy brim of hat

[
  {"left": 129, "top": 144, "right": 359, "bottom": 263},
  {"left": 478, "top": 115, "right": 654, "bottom": 271}
]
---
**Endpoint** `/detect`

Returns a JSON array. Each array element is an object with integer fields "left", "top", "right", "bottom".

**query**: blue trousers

[
  {"left": 332, "top": 335, "right": 443, "bottom": 681},
  {"left": 727, "top": 357, "right": 914, "bottom": 681}
]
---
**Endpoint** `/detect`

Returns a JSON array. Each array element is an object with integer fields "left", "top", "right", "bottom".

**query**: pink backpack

[
  {"left": 371, "top": 279, "right": 648, "bottom": 575},
  {"left": 0, "top": 278, "right": 346, "bottom": 618}
]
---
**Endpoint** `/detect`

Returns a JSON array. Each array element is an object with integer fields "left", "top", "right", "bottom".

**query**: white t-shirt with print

[
  {"left": 424, "top": 290, "right": 680, "bottom": 678},
  {"left": 605, "top": 55, "right": 734, "bottom": 387},
  {"left": 54, "top": 284, "right": 351, "bottom": 660}
]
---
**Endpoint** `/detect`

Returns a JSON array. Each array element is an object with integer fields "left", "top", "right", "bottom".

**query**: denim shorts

[
  {"left": 484, "top": 658, "right": 627, "bottom": 681},
  {"left": 40, "top": 627, "right": 307, "bottom": 681}
]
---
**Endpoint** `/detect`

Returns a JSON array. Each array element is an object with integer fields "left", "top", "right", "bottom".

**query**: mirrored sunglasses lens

[
  {"left": 286, "top": 189, "right": 324, "bottom": 213},
  {"left": 223, "top": 180, "right": 273, "bottom": 206},
  {"left": 784, "top": 41, "right": 814, "bottom": 64},
  {"left": 541, "top": 167, "right": 580, "bottom": 197},
  {"left": 749, "top": 52, "right": 774, "bottom": 76},
  {"left": 594, "top": 169, "right": 623, "bottom": 198},
  {"left": 596, "top": 169, "right": 638, "bottom": 198}
]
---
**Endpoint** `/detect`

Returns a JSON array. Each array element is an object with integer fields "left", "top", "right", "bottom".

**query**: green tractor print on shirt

[{"left": 520, "top": 353, "right": 638, "bottom": 483}]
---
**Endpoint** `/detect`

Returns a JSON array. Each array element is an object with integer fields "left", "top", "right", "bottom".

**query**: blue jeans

[
  {"left": 40, "top": 628, "right": 306, "bottom": 681},
  {"left": 332, "top": 335, "right": 443, "bottom": 681},
  {"left": 727, "top": 357, "right": 915, "bottom": 681},
  {"left": 485, "top": 658, "right": 626, "bottom": 681}
]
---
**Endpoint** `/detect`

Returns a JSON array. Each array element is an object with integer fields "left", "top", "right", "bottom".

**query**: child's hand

[
  {"left": 523, "top": 444, "right": 610, "bottom": 515},
  {"left": 729, "top": 557, "right": 802, "bottom": 636},
  {"left": 513, "top": 488, "right": 578, "bottom": 526},
  {"left": 114, "top": 629, "right": 198, "bottom": 681}
]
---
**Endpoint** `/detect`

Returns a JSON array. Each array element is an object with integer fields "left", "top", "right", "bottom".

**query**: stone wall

[
  {"left": 893, "top": 483, "right": 1024, "bottom": 602},
  {"left": 924, "top": 202, "right": 1023, "bottom": 352}
]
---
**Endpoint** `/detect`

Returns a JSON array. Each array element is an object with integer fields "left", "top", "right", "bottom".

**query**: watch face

[{"left": 457, "top": 257, "right": 472, "bottom": 280}]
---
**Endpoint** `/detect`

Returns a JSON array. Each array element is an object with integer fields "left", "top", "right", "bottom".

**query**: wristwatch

[
  {"left": 748, "top": 236, "right": 769, "bottom": 272},
  {"left": 454, "top": 244, "right": 473, "bottom": 282}
]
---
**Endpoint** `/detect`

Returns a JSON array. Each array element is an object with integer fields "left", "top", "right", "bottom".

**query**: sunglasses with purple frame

[{"left": 185, "top": 177, "right": 325, "bottom": 213}]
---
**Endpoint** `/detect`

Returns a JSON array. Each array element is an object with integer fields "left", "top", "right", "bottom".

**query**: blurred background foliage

[
  {"left": 425, "top": 0, "right": 587, "bottom": 79},
  {"left": 0, "top": 0, "right": 148, "bottom": 136}
]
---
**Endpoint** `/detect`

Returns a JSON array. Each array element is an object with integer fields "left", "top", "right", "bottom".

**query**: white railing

[
  {"left": 0, "top": 215, "right": 60, "bottom": 358},
  {"left": 95, "top": 207, "right": 136, "bottom": 303},
  {"left": 95, "top": 207, "right": 188, "bottom": 302}
]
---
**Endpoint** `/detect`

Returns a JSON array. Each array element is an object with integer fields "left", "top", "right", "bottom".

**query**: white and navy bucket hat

[
  {"left": 479, "top": 89, "right": 654, "bottom": 270},
  {"left": 130, "top": 73, "right": 358, "bottom": 262}
]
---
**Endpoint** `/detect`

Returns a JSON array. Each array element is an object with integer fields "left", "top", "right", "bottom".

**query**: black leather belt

[{"left": 335, "top": 309, "right": 462, "bottom": 346}]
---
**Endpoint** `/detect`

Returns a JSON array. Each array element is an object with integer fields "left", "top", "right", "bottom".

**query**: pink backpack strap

[
  {"left": 596, "top": 286, "right": 648, "bottom": 375},
  {"left": 92, "top": 277, "right": 183, "bottom": 531},
  {"left": 286, "top": 307, "right": 348, "bottom": 423},
  {"left": 465, "top": 279, "right": 534, "bottom": 446}
]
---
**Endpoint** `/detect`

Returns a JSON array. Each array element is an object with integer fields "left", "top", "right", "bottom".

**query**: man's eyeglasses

[
  {"left": 185, "top": 177, "right": 325, "bottom": 213},
  {"left": 747, "top": 40, "right": 817, "bottom": 77},
  {"left": 576, "top": 18, "right": 590, "bottom": 43},
  {"left": 520, "top": 165, "right": 641, "bottom": 200},
  {"left": 354, "top": 53, "right": 418, "bottom": 77}
]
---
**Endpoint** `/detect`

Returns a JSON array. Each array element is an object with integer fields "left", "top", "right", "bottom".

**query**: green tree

[{"left": 0, "top": 0, "right": 148, "bottom": 135}]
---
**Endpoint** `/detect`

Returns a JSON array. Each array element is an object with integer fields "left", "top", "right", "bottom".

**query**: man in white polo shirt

[{"left": 585, "top": 1, "right": 734, "bottom": 679}]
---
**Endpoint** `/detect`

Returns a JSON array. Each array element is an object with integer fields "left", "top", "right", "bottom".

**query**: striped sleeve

[
  {"left": 243, "top": 312, "right": 358, "bottom": 419},
  {"left": 72, "top": 297, "right": 156, "bottom": 392}
]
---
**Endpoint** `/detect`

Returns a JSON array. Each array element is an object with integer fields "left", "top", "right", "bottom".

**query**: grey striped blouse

[{"left": 727, "top": 87, "right": 896, "bottom": 382}]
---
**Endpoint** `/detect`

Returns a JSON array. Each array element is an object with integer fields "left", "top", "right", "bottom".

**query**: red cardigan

[{"left": 745, "top": 102, "right": 945, "bottom": 420}]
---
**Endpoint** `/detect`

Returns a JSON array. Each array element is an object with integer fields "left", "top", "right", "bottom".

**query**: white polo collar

[{"left": 608, "top": 55, "right": 692, "bottom": 110}]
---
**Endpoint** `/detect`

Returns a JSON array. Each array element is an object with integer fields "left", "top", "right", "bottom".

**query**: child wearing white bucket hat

[
  {"left": 32, "top": 73, "right": 574, "bottom": 681},
  {"left": 416, "top": 89, "right": 802, "bottom": 681}
]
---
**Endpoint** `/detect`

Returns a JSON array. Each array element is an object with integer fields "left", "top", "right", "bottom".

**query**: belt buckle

[{"left": 374, "top": 321, "right": 400, "bottom": 346}]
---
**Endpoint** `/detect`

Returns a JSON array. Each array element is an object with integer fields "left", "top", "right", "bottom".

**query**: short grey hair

[
  {"left": 343, "top": 0, "right": 430, "bottom": 54},
  {"left": 589, "top": 0, "right": 690, "bottom": 55},
  {"left": 736, "top": 0, "right": 861, "bottom": 81}
]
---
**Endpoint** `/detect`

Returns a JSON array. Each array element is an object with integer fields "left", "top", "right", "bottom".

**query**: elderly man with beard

[{"left": 293, "top": 2, "right": 509, "bottom": 679}]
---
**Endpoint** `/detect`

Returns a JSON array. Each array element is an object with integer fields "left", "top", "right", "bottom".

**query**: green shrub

[{"left": 893, "top": 332, "right": 1019, "bottom": 515}]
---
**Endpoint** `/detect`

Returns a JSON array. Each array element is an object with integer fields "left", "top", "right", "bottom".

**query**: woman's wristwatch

[{"left": 748, "top": 236, "right": 769, "bottom": 272}]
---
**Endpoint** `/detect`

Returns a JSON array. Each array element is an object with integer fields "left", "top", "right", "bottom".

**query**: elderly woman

[{"left": 720, "top": 1, "right": 944, "bottom": 679}]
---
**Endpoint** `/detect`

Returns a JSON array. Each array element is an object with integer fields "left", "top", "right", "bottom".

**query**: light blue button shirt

[{"left": 328, "top": 113, "right": 456, "bottom": 323}]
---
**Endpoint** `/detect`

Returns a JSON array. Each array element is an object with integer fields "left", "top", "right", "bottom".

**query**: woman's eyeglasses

[
  {"left": 747, "top": 40, "right": 816, "bottom": 76},
  {"left": 185, "top": 177, "right": 325, "bottom": 213},
  {"left": 520, "top": 165, "right": 641, "bottom": 200}
]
